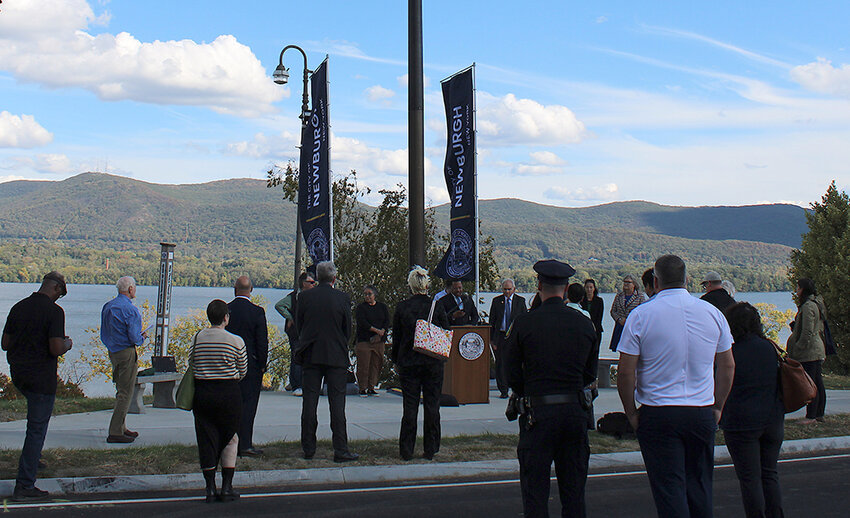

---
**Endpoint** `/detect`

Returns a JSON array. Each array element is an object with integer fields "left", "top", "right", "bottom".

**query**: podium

[{"left": 443, "top": 325, "right": 491, "bottom": 404}]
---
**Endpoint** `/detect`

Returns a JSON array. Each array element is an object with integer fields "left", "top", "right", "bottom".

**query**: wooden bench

[
  {"left": 129, "top": 372, "right": 182, "bottom": 414},
  {"left": 597, "top": 359, "right": 618, "bottom": 388}
]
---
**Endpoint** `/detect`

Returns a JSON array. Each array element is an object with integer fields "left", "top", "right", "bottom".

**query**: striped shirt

[{"left": 192, "top": 327, "right": 248, "bottom": 380}]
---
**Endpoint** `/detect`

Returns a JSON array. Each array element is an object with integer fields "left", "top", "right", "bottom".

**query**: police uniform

[{"left": 505, "top": 260, "right": 598, "bottom": 518}]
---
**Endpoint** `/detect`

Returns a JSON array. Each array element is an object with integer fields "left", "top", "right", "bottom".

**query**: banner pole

[
  {"left": 325, "top": 55, "right": 334, "bottom": 263},
  {"left": 473, "top": 63, "right": 480, "bottom": 311}
]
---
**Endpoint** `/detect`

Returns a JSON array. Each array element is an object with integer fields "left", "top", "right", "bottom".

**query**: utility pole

[{"left": 408, "top": 0, "right": 426, "bottom": 267}]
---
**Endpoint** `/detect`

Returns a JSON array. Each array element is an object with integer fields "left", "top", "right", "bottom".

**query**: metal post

[
  {"left": 472, "top": 64, "right": 480, "bottom": 309},
  {"left": 153, "top": 242, "right": 176, "bottom": 371},
  {"left": 408, "top": 0, "right": 426, "bottom": 267}
]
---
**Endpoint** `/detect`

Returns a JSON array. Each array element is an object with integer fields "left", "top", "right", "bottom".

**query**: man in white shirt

[{"left": 617, "top": 255, "right": 735, "bottom": 518}]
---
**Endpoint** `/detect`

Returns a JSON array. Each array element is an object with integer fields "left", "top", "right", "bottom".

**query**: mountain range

[{"left": 0, "top": 173, "right": 806, "bottom": 291}]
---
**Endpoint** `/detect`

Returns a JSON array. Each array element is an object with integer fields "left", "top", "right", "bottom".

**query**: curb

[{"left": 3, "top": 435, "right": 849, "bottom": 497}]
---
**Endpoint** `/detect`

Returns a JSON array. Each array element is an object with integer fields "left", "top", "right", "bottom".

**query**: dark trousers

[
  {"left": 801, "top": 360, "right": 826, "bottom": 419},
  {"left": 399, "top": 363, "right": 443, "bottom": 459},
  {"left": 723, "top": 420, "right": 785, "bottom": 518},
  {"left": 493, "top": 330, "right": 509, "bottom": 396},
  {"left": 636, "top": 406, "right": 716, "bottom": 518},
  {"left": 194, "top": 379, "right": 242, "bottom": 469},
  {"left": 17, "top": 390, "right": 55, "bottom": 489},
  {"left": 289, "top": 345, "right": 302, "bottom": 390},
  {"left": 301, "top": 364, "right": 349, "bottom": 456},
  {"left": 517, "top": 403, "right": 589, "bottom": 518},
  {"left": 238, "top": 366, "right": 262, "bottom": 451}
]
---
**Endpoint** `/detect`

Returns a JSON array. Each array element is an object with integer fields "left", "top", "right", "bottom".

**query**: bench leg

[
  {"left": 153, "top": 381, "right": 177, "bottom": 409},
  {"left": 129, "top": 383, "right": 146, "bottom": 414}
]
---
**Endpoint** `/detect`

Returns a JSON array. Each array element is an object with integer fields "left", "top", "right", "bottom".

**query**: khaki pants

[
  {"left": 355, "top": 341, "right": 384, "bottom": 392},
  {"left": 109, "top": 347, "right": 137, "bottom": 436}
]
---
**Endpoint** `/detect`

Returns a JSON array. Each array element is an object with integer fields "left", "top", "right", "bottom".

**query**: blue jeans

[{"left": 17, "top": 390, "right": 55, "bottom": 488}]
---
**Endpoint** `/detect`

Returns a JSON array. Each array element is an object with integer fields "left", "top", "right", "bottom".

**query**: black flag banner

[
  {"left": 435, "top": 66, "right": 476, "bottom": 281},
  {"left": 299, "top": 58, "right": 332, "bottom": 264}
]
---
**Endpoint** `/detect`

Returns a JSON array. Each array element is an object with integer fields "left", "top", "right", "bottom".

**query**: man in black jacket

[
  {"left": 437, "top": 279, "right": 479, "bottom": 327},
  {"left": 489, "top": 278, "right": 527, "bottom": 399},
  {"left": 226, "top": 275, "right": 269, "bottom": 457},
  {"left": 295, "top": 261, "right": 358, "bottom": 462},
  {"left": 700, "top": 271, "right": 735, "bottom": 311},
  {"left": 505, "top": 260, "right": 597, "bottom": 518}
]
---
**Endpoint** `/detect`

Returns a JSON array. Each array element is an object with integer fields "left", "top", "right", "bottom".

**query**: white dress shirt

[{"left": 617, "top": 288, "right": 733, "bottom": 407}]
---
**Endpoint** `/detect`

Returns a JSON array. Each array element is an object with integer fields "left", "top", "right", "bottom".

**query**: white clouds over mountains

[
  {"left": 477, "top": 93, "right": 586, "bottom": 146},
  {"left": 791, "top": 58, "right": 850, "bottom": 99},
  {"left": 0, "top": 112, "right": 53, "bottom": 148},
  {"left": 545, "top": 183, "right": 619, "bottom": 202},
  {"left": 0, "top": 0, "right": 282, "bottom": 117}
]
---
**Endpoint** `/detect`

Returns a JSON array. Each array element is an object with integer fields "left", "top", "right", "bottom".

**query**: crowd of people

[{"left": 0, "top": 259, "right": 833, "bottom": 515}]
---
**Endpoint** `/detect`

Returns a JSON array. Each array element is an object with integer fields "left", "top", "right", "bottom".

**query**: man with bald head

[
  {"left": 101, "top": 275, "right": 146, "bottom": 444},
  {"left": 226, "top": 275, "right": 269, "bottom": 457}
]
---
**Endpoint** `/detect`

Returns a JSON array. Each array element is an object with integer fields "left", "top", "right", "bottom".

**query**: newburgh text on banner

[
  {"left": 435, "top": 67, "right": 476, "bottom": 281},
  {"left": 298, "top": 58, "right": 332, "bottom": 265}
]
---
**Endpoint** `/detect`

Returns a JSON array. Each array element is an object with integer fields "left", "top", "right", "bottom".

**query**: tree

[{"left": 789, "top": 182, "right": 850, "bottom": 373}]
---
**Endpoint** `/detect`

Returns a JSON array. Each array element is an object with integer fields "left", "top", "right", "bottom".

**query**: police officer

[{"left": 505, "top": 260, "right": 598, "bottom": 518}]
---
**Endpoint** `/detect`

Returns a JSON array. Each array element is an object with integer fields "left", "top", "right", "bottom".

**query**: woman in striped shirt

[{"left": 192, "top": 299, "right": 248, "bottom": 503}]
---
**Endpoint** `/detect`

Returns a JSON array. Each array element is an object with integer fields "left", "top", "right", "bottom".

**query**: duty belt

[{"left": 527, "top": 393, "right": 580, "bottom": 406}]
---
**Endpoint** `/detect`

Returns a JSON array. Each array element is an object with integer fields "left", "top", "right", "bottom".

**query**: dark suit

[
  {"left": 226, "top": 296, "right": 269, "bottom": 453},
  {"left": 489, "top": 294, "right": 527, "bottom": 397},
  {"left": 437, "top": 293, "right": 479, "bottom": 327},
  {"left": 295, "top": 282, "right": 353, "bottom": 457}
]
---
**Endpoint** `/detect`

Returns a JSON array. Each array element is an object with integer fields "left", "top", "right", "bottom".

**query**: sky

[{"left": 1, "top": 0, "right": 849, "bottom": 208}]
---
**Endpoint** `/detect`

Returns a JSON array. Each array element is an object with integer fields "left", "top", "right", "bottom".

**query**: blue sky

[{"left": 1, "top": 0, "right": 849, "bottom": 208}]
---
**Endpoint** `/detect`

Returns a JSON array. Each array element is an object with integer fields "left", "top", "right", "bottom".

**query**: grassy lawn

[
  {"left": 824, "top": 373, "right": 850, "bottom": 390},
  {"left": 1, "top": 414, "right": 847, "bottom": 479},
  {"left": 0, "top": 396, "right": 153, "bottom": 422}
]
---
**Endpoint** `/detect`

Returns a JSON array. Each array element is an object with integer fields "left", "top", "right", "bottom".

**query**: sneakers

[
  {"left": 367, "top": 388, "right": 379, "bottom": 396},
  {"left": 12, "top": 485, "right": 49, "bottom": 502},
  {"left": 293, "top": 388, "right": 303, "bottom": 397},
  {"left": 107, "top": 434, "right": 135, "bottom": 443},
  {"left": 359, "top": 390, "right": 369, "bottom": 397}
]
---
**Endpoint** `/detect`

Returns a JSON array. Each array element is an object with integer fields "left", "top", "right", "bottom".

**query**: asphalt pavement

[{"left": 4, "top": 452, "right": 849, "bottom": 517}]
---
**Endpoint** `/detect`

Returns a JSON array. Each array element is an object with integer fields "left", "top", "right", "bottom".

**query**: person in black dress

[
  {"left": 580, "top": 278, "right": 604, "bottom": 348},
  {"left": 391, "top": 266, "right": 451, "bottom": 461}
]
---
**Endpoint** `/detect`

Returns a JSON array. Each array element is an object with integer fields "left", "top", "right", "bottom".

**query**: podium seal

[{"left": 458, "top": 332, "right": 485, "bottom": 361}]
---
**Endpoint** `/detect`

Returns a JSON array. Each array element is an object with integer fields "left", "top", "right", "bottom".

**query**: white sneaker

[{"left": 293, "top": 388, "right": 303, "bottom": 397}]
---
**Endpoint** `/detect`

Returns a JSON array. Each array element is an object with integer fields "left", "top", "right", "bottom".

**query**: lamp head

[{"left": 273, "top": 64, "right": 290, "bottom": 85}]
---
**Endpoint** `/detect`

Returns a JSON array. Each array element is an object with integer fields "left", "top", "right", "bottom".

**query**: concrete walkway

[{"left": 1, "top": 387, "right": 849, "bottom": 450}]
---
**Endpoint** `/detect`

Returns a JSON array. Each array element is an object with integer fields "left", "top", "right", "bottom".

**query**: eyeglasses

[{"left": 44, "top": 273, "right": 67, "bottom": 298}]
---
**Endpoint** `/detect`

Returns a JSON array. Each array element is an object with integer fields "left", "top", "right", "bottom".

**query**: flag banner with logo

[
  {"left": 299, "top": 58, "right": 332, "bottom": 264},
  {"left": 435, "top": 66, "right": 476, "bottom": 281}
]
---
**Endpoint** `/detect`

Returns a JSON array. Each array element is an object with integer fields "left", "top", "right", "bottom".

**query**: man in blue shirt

[{"left": 101, "top": 276, "right": 147, "bottom": 444}]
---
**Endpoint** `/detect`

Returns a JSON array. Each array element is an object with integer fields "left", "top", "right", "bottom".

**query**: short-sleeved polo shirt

[
  {"left": 3, "top": 292, "right": 65, "bottom": 394},
  {"left": 617, "top": 288, "right": 733, "bottom": 407}
]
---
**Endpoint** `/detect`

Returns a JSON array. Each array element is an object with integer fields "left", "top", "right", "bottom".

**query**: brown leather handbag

[{"left": 771, "top": 340, "right": 817, "bottom": 413}]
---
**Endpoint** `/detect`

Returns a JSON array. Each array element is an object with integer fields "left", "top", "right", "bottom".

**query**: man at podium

[
  {"left": 436, "top": 279, "right": 479, "bottom": 327},
  {"left": 505, "top": 259, "right": 597, "bottom": 518}
]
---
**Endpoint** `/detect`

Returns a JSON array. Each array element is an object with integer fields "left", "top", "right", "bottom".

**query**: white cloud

[
  {"left": 397, "top": 74, "right": 431, "bottom": 88},
  {"left": 365, "top": 85, "right": 395, "bottom": 104},
  {"left": 0, "top": 0, "right": 283, "bottom": 117},
  {"left": 596, "top": 16, "right": 608, "bottom": 24},
  {"left": 791, "top": 58, "right": 850, "bottom": 98},
  {"left": 333, "top": 136, "right": 411, "bottom": 177},
  {"left": 306, "top": 39, "right": 406, "bottom": 66},
  {"left": 544, "top": 183, "right": 619, "bottom": 202},
  {"left": 640, "top": 25, "right": 791, "bottom": 69},
  {"left": 0, "top": 112, "right": 53, "bottom": 148},
  {"left": 9, "top": 153, "right": 75, "bottom": 174},
  {"left": 224, "top": 131, "right": 299, "bottom": 159},
  {"left": 426, "top": 184, "right": 450, "bottom": 204},
  {"left": 477, "top": 93, "right": 587, "bottom": 146},
  {"left": 529, "top": 151, "right": 566, "bottom": 166}
]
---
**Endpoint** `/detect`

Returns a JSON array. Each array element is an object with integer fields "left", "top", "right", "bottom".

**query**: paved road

[{"left": 7, "top": 453, "right": 849, "bottom": 517}]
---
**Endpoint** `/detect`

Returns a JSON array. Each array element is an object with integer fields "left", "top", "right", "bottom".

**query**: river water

[{"left": 0, "top": 283, "right": 797, "bottom": 396}]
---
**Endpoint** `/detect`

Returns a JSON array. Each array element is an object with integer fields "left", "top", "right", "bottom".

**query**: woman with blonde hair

[
  {"left": 391, "top": 266, "right": 450, "bottom": 460},
  {"left": 609, "top": 274, "right": 645, "bottom": 351}
]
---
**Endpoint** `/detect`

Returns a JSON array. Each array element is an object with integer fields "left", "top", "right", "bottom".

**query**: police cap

[{"left": 533, "top": 259, "right": 576, "bottom": 285}]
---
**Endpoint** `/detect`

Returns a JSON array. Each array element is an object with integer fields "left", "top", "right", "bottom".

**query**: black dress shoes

[
  {"left": 237, "top": 448, "right": 263, "bottom": 457},
  {"left": 333, "top": 451, "right": 359, "bottom": 463},
  {"left": 12, "top": 485, "right": 49, "bottom": 502}
]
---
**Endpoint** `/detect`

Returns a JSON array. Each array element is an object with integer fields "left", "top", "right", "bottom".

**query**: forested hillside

[{"left": 0, "top": 173, "right": 803, "bottom": 291}]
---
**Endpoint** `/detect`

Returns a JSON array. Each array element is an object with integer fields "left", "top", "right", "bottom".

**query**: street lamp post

[{"left": 274, "top": 45, "right": 311, "bottom": 289}]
